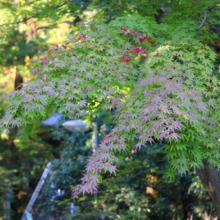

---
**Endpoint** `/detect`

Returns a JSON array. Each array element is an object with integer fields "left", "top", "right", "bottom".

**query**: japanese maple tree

[{"left": 1, "top": 0, "right": 220, "bottom": 217}]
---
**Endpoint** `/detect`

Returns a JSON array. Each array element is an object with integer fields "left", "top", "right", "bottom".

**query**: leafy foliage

[
  {"left": 1, "top": 1, "right": 220, "bottom": 199},
  {"left": 33, "top": 113, "right": 217, "bottom": 220}
]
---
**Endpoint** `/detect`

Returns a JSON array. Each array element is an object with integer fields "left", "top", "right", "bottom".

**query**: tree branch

[
  {"left": 196, "top": 4, "right": 220, "bottom": 31},
  {"left": 0, "top": 0, "right": 74, "bottom": 28},
  {"left": 36, "top": 23, "right": 58, "bottom": 30},
  {"left": 36, "top": 20, "right": 73, "bottom": 30}
]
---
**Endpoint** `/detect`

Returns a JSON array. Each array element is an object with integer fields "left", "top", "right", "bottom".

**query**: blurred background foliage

[{"left": 0, "top": 0, "right": 219, "bottom": 219}]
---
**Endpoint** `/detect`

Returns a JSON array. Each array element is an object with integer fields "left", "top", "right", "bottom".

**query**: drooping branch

[
  {"left": 196, "top": 4, "right": 220, "bottom": 31},
  {"left": 0, "top": 0, "right": 75, "bottom": 28}
]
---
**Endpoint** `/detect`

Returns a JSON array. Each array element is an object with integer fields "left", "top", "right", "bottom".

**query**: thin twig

[
  {"left": 207, "top": 20, "right": 220, "bottom": 31},
  {"left": 114, "top": 1, "right": 123, "bottom": 9}
]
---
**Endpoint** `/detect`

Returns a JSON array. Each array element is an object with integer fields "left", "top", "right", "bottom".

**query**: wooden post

[
  {"left": 92, "top": 123, "right": 98, "bottom": 200},
  {"left": 21, "top": 162, "right": 51, "bottom": 220}
]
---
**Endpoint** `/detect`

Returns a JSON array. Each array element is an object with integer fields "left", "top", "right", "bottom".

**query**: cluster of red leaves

[
  {"left": 130, "top": 45, "right": 147, "bottom": 59},
  {"left": 120, "top": 27, "right": 149, "bottom": 62},
  {"left": 76, "top": 33, "right": 87, "bottom": 41},
  {"left": 33, "top": 33, "right": 86, "bottom": 73},
  {"left": 39, "top": 41, "right": 79, "bottom": 64},
  {"left": 130, "top": 45, "right": 146, "bottom": 54},
  {"left": 120, "top": 26, "right": 152, "bottom": 44},
  {"left": 119, "top": 55, "right": 131, "bottom": 64}
]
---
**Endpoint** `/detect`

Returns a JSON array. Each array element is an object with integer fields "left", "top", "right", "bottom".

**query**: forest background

[{"left": 0, "top": 0, "right": 220, "bottom": 220}]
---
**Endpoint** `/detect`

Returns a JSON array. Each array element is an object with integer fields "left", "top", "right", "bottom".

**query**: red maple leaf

[
  {"left": 45, "top": 49, "right": 52, "bottom": 55},
  {"left": 120, "top": 27, "right": 127, "bottom": 31},
  {"left": 139, "top": 34, "right": 148, "bottom": 42},
  {"left": 124, "top": 55, "right": 131, "bottom": 60}
]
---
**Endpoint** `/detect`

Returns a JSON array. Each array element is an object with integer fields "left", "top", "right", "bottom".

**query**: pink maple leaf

[
  {"left": 152, "top": 96, "right": 162, "bottom": 104},
  {"left": 188, "top": 91, "right": 195, "bottom": 97},
  {"left": 154, "top": 120, "right": 163, "bottom": 130},
  {"left": 125, "top": 30, "right": 134, "bottom": 35},
  {"left": 117, "top": 144, "right": 126, "bottom": 150},
  {"left": 159, "top": 89, "right": 167, "bottom": 97},
  {"left": 69, "top": 50, "right": 76, "bottom": 56},
  {"left": 143, "top": 116, "right": 151, "bottom": 122},
  {"left": 134, "top": 142, "right": 144, "bottom": 150},
  {"left": 99, "top": 142, "right": 109, "bottom": 152},
  {"left": 141, "top": 49, "right": 147, "bottom": 55},
  {"left": 103, "top": 162, "right": 117, "bottom": 174},
  {"left": 166, "top": 133, "right": 180, "bottom": 142},
  {"left": 134, "top": 31, "right": 141, "bottom": 37},
  {"left": 41, "top": 58, "right": 49, "bottom": 64},
  {"left": 80, "top": 174, "right": 89, "bottom": 184},
  {"left": 172, "top": 120, "right": 183, "bottom": 130},
  {"left": 165, "top": 85, "right": 177, "bottom": 94},
  {"left": 53, "top": 44, "right": 59, "bottom": 50},
  {"left": 89, "top": 175, "right": 100, "bottom": 185},
  {"left": 111, "top": 98, "right": 121, "bottom": 104},
  {"left": 109, "top": 165, "right": 117, "bottom": 174},
  {"left": 197, "top": 103, "right": 207, "bottom": 112},
  {"left": 150, "top": 106, "right": 158, "bottom": 115},
  {"left": 31, "top": 68, "right": 39, "bottom": 74},
  {"left": 80, "top": 183, "right": 94, "bottom": 196},
  {"left": 159, "top": 131, "right": 168, "bottom": 140},
  {"left": 103, "top": 135, "right": 110, "bottom": 143},
  {"left": 101, "top": 153, "right": 111, "bottom": 160},
  {"left": 130, "top": 48, "right": 136, "bottom": 53},
  {"left": 40, "top": 74, "right": 45, "bottom": 80},
  {"left": 176, "top": 92, "right": 188, "bottom": 101},
  {"left": 146, "top": 138, "right": 155, "bottom": 145},
  {"left": 79, "top": 100, "right": 87, "bottom": 107}
]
